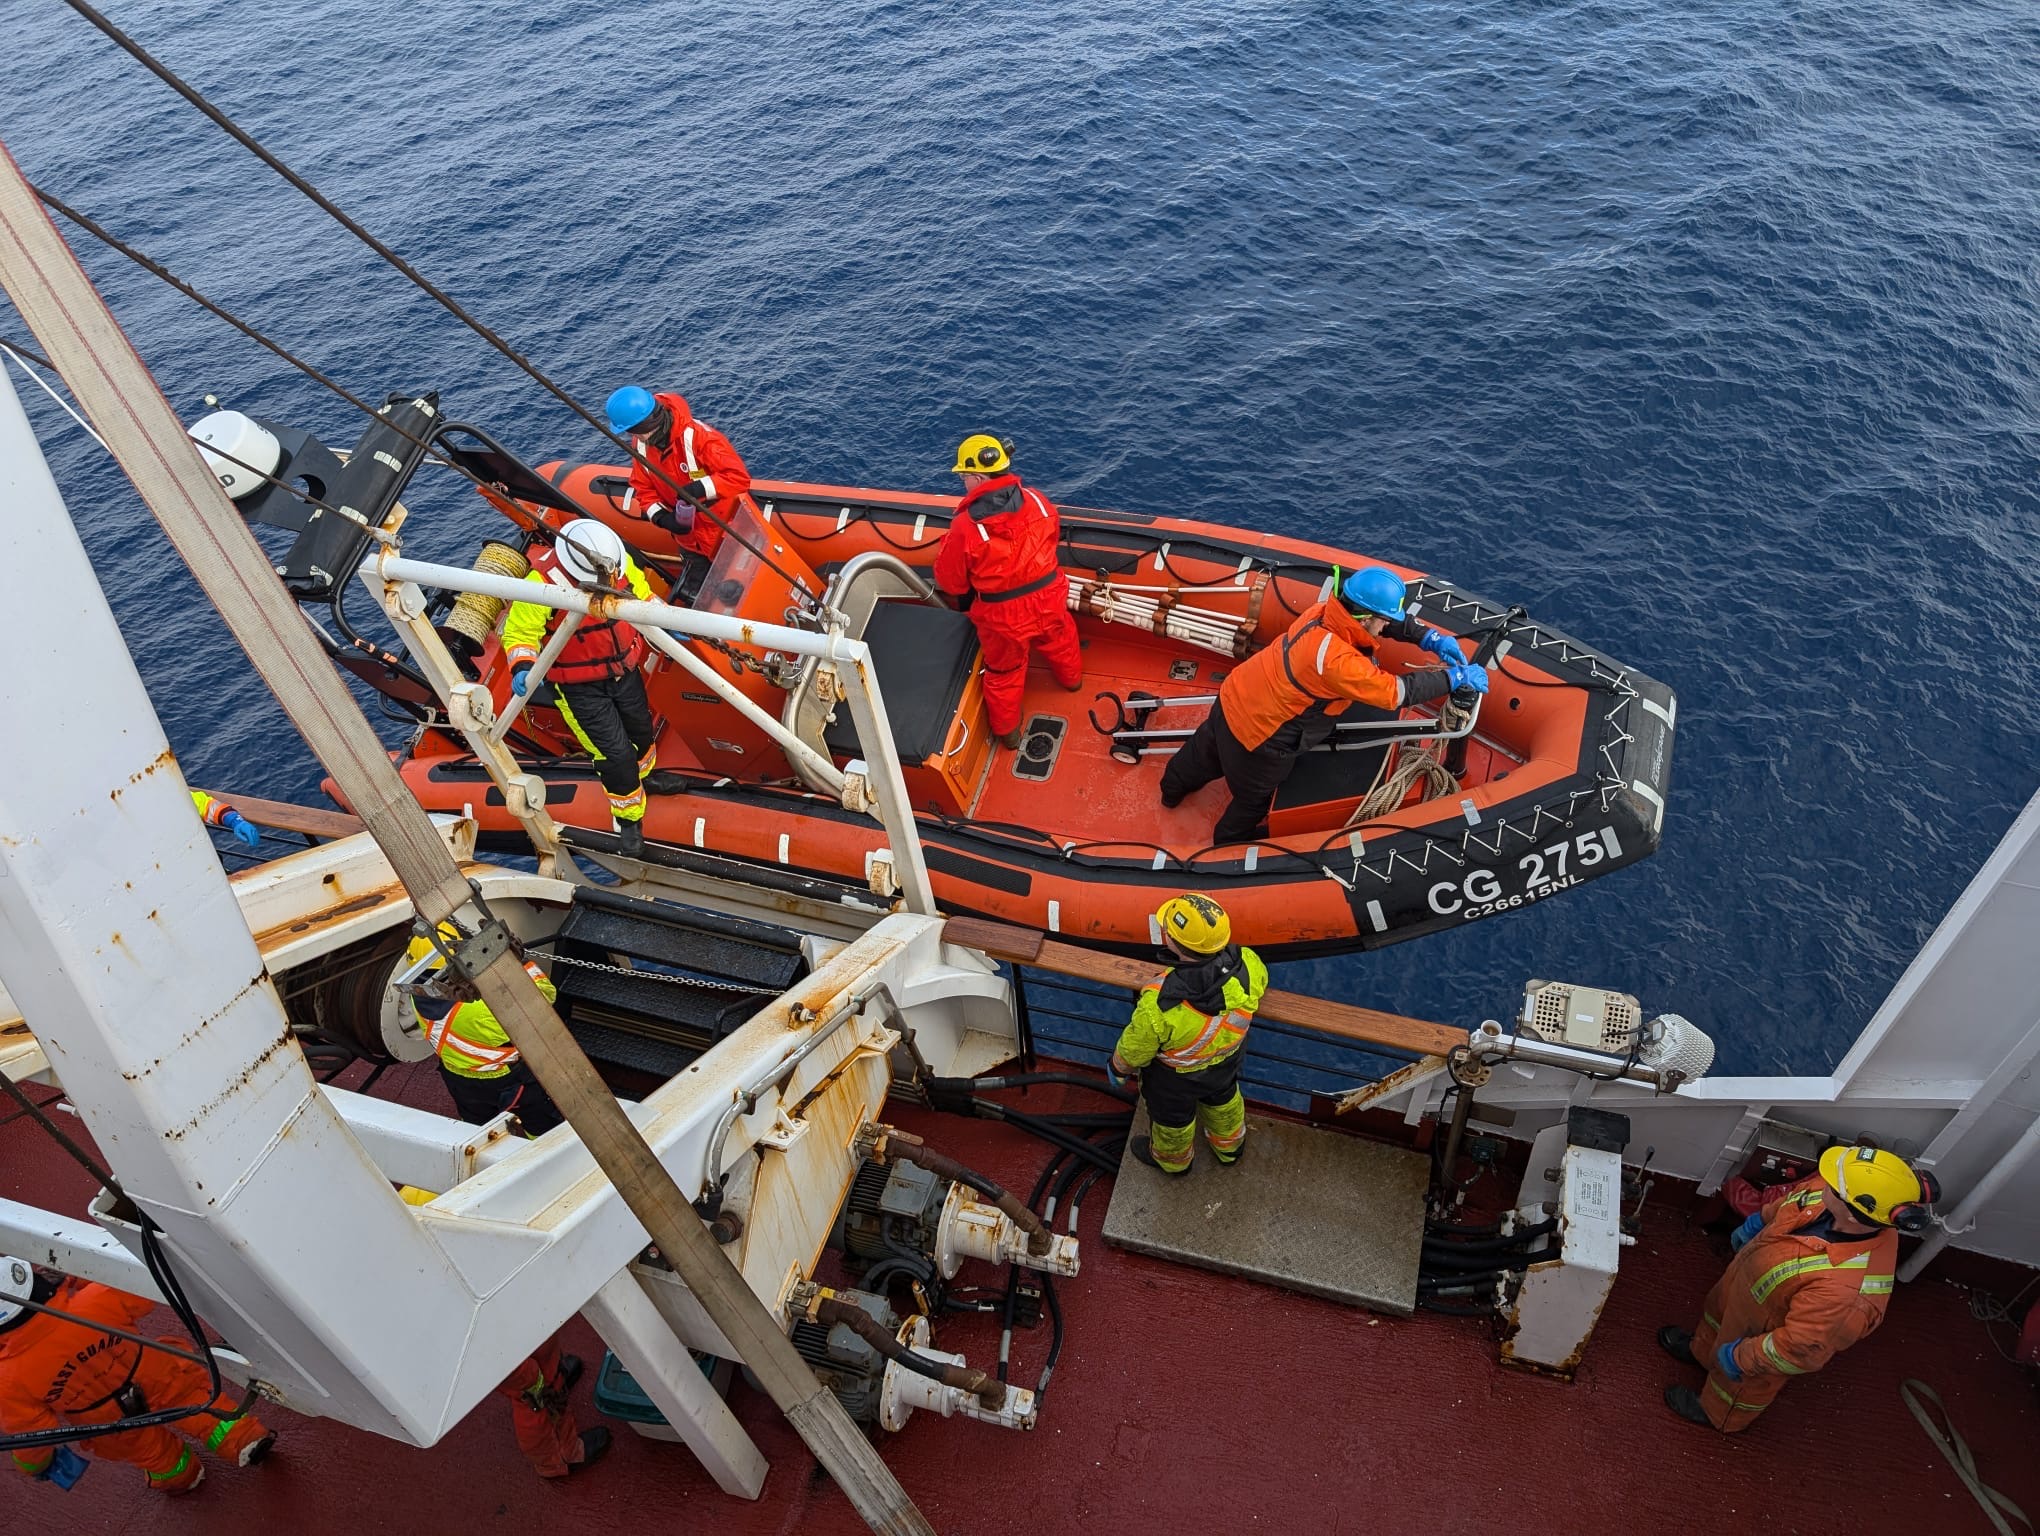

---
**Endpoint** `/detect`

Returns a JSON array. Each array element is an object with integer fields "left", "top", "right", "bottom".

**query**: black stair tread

[
  {"left": 553, "top": 964, "right": 772, "bottom": 1033},
  {"left": 569, "top": 884, "right": 806, "bottom": 956},
  {"left": 565, "top": 1018, "right": 701, "bottom": 1080},
  {"left": 557, "top": 904, "right": 802, "bottom": 990}
]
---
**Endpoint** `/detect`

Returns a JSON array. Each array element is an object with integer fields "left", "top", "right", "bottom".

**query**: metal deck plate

[{"left": 1102, "top": 1112, "right": 1429, "bottom": 1316}]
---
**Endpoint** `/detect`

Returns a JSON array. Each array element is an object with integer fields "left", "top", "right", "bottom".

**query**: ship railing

[{"left": 356, "top": 550, "right": 937, "bottom": 915}]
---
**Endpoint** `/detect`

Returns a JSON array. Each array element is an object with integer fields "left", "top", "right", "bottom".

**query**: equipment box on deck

[{"left": 593, "top": 1350, "right": 733, "bottom": 1442}]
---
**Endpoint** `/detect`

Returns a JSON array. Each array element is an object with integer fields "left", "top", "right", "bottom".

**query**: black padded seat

[
  {"left": 823, "top": 599, "right": 981, "bottom": 767},
  {"left": 1272, "top": 704, "right": 1400, "bottom": 811}
]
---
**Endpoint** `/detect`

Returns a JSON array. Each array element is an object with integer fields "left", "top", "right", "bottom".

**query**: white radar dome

[{"left": 190, "top": 409, "right": 281, "bottom": 501}]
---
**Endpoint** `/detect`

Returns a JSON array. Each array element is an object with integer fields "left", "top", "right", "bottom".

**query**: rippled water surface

[{"left": 6, "top": 0, "right": 2039, "bottom": 1075}]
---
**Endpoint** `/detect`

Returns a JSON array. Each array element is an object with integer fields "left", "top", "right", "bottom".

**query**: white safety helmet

[
  {"left": 0, "top": 1255, "right": 36, "bottom": 1329},
  {"left": 553, "top": 518, "right": 628, "bottom": 591}
]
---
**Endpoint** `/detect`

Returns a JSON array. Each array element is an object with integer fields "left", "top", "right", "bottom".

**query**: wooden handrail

[
  {"left": 942, "top": 915, "right": 1465, "bottom": 1059},
  {"left": 193, "top": 790, "right": 364, "bottom": 842}
]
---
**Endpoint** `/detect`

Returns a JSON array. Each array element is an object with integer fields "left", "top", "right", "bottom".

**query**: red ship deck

[{"left": 7, "top": 1064, "right": 2038, "bottom": 1536}]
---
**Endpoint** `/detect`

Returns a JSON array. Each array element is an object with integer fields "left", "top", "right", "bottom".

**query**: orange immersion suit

[
  {"left": 496, "top": 1332, "right": 585, "bottom": 1478},
  {"left": 1687, "top": 1177, "right": 1897, "bottom": 1432},
  {"left": 622, "top": 390, "right": 749, "bottom": 562},
  {"left": 0, "top": 1277, "right": 269, "bottom": 1490},
  {"left": 932, "top": 472, "right": 1082, "bottom": 735}
]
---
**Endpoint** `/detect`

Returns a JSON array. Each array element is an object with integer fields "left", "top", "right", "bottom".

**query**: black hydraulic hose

[
  {"left": 970, "top": 1072, "right": 1139, "bottom": 1107},
  {"left": 1001, "top": 1147, "right": 1073, "bottom": 1382},
  {"left": 1424, "top": 1215, "right": 1506, "bottom": 1238},
  {"left": 1421, "top": 1221, "right": 1557, "bottom": 1258},
  {"left": 1420, "top": 1249, "right": 1538, "bottom": 1277},
  {"left": 969, "top": 1101, "right": 1123, "bottom": 1174},
  {"left": 1036, "top": 1276, "right": 1066, "bottom": 1401},
  {"left": 1417, "top": 1269, "right": 1519, "bottom": 1291}
]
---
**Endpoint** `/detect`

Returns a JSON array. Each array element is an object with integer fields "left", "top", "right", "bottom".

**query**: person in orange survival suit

[
  {"left": 932, "top": 433, "right": 1083, "bottom": 748},
  {"left": 606, "top": 384, "right": 750, "bottom": 574},
  {"left": 1658, "top": 1145, "right": 1938, "bottom": 1432},
  {"left": 495, "top": 1332, "right": 609, "bottom": 1479},
  {"left": 0, "top": 1254, "right": 274, "bottom": 1495},
  {"left": 1159, "top": 565, "right": 1487, "bottom": 844}
]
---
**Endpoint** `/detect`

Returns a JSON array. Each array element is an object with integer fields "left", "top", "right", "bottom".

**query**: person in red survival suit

[
  {"left": 494, "top": 1332, "right": 610, "bottom": 1479},
  {"left": 606, "top": 384, "right": 750, "bottom": 567},
  {"left": 931, "top": 433, "right": 1083, "bottom": 747},
  {"left": 0, "top": 1255, "right": 275, "bottom": 1496}
]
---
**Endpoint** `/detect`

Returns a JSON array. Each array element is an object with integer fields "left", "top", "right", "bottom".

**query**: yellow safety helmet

[
  {"left": 1819, "top": 1145, "right": 1936, "bottom": 1231},
  {"left": 950, "top": 433, "right": 1013, "bottom": 476},
  {"left": 1156, "top": 893, "right": 1231, "bottom": 955}
]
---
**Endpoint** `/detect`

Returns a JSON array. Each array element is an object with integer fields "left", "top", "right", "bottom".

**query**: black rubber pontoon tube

[
  {"left": 873, "top": 1126, "right": 1053, "bottom": 1256},
  {"left": 813, "top": 1297, "right": 1005, "bottom": 1412}
]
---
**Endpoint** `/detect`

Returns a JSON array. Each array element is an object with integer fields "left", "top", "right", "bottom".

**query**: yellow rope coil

[{"left": 443, "top": 540, "right": 530, "bottom": 649}]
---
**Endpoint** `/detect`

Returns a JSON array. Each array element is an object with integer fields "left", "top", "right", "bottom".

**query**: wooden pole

[{"left": 0, "top": 140, "right": 934, "bottom": 1536}]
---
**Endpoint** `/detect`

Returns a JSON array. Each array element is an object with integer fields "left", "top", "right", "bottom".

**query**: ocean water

[{"left": 4, "top": 0, "right": 2038, "bottom": 1077}]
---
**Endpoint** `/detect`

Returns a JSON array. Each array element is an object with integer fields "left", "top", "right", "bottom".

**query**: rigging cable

[
  {"left": 0, "top": 1063, "right": 260, "bottom": 1450},
  {"left": 57, "top": 0, "right": 818, "bottom": 605}
]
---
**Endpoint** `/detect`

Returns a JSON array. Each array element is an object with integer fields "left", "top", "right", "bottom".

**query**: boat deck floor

[{"left": 7, "top": 1066, "right": 2038, "bottom": 1536}]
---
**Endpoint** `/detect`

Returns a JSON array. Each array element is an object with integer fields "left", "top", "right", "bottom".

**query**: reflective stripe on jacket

[
  {"left": 190, "top": 789, "right": 235, "bottom": 826},
  {"left": 1714, "top": 1177, "right": 1898, "bottom": 1382},
  {"left": 623, "top": 392, "right": 746, "bottom": 560},
  {"left": 502, "top": 544, "right": 654, "bottom": 685},
  {"left": 0, "top": 1276, "right": 153, "bottom": 1467},
  {"left": 932, "top": 475, "right": 1068, "bottom": 602},
  {"left": 427, "top": 963, "right": 559, "bottom": 1079},
  {"left": 1114, "top": 945, "right": 1269, "bottom": 1074},
  {"left": 1216, "top": 600, "right": 1404, "bottom": 752}
]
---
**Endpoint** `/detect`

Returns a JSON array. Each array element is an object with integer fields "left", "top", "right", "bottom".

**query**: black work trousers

[
  {"left": 440, "top": 1061, "right": 564, "bottom": 1136},
  {"left": 1160, "top": 700, "right": 1326, "bottom": 845},
  {"left": 547, "top": 670, "right": 656, "bottom": 815}
]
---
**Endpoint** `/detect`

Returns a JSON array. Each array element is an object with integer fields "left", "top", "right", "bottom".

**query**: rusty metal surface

[{"left": 1101, "top": 1109, "right": 1429, "bottom": 1315}]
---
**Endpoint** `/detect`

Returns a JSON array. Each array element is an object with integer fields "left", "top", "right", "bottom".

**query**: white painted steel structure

[
  {"left": 1351, "top": 782, "right": 2040, "bottom": 1272},
  {"left": 0, "top": 356, "right": 1026, "bottom": 1496}
]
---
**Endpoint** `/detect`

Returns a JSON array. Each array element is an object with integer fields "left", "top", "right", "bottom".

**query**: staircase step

[
  {"left": 564, "top": 1018, "right": 702, "bottom": 1080},
  {"left": 558, "top": 888, "right": 804, "bottom": 990}
]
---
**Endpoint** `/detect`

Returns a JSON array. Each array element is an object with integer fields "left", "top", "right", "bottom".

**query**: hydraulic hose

[
  {"left": 967, "top": 1072, "right": 1139, "bottom": 1106},
  {"left": 1417, "top": 1269, "right": 1517, "bottom": 1292},
  {"left": 1421, "top": 1220, "right": 1557, "bottom": 1259},
  {"left": 1419, "top": 1248, "right": 1538, "bottom": 1276},
  {"left": 878, "top": 1128, "right": 1053, "bottom": 1255},
  {"left": 969, "top": 1101, "right": 1125, "bottom": 1175},
  {"left": 813, "top": 1297, "right": 1004, "bottom": 1411}
]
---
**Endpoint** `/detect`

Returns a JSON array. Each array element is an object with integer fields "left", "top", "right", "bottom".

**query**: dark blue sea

[{"left": 5, "top": 0, "right": 2039, "bottom": 1079}]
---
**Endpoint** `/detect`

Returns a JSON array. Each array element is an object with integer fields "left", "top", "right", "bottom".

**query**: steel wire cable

[{"left": 56, "top": 0, "right": 817, "bottom": 603}]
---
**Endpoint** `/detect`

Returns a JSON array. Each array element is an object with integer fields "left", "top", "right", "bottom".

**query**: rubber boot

[
  {"left": 616, "top": 818, "right": 644, "bottom": 858},
  {"left": 574, "top": 1425, "right": 613, "bottom": 1471}
]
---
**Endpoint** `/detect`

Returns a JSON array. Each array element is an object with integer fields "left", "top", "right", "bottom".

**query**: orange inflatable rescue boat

[{"left": 288, "top": 413, "right": 1673, "bottom": 960}]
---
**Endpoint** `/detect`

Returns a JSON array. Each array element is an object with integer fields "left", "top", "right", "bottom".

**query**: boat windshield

[{"left": 694, "top": 502, "right": 783, "bottom": 615}]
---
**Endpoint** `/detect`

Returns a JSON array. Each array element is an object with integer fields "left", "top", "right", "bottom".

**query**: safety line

[{"left": 57, "top": 0, "right": 814, "bottom": 603}]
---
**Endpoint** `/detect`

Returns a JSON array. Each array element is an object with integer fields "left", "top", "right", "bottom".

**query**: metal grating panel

[{"left": 1101, "top": 1111, "right": 1428, "bottom": 1316}]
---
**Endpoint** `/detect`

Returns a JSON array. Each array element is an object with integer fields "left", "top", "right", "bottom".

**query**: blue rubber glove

[
  {"left": 36, "top": 1444, "right": 88, "bottom": 1490},
  {"left": 1105, "top": 1058, "right": 1130, "bottom": 1090},
  {"left": 1446, "top": 661, "right": 1490, "bottom": 695},
  {"left": 510, "top": 666, "right": 531, "bottom": 697},
  {"left": 220, "top": 809, "right": 261, "bottom": 849},
  {"left": 1715, "top": 1339, "right": 1745, "bottom": 1382},
  {"left": 1729, "top": 1209, "right": 1764, "bottom": 1252},
  {"left": 1421, "top": 629, "right": 1469, "bottom": 667}
]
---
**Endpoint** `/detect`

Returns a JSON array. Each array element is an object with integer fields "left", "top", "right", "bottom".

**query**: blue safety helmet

[
  {"left": 605, "top": 385, "right": 658, "bottom": 436},
  {"left": 1341, "top": 565, "right": 1408, "bottom": 621}
]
